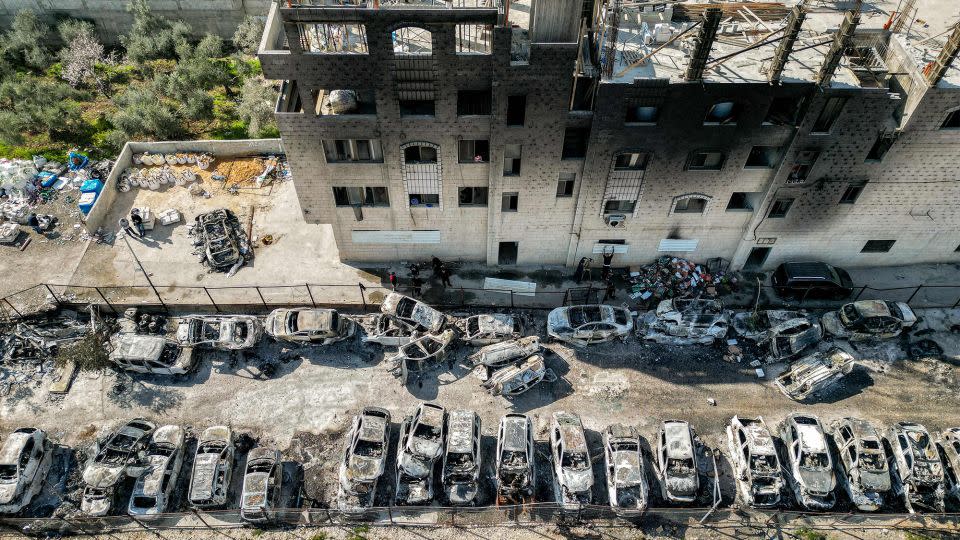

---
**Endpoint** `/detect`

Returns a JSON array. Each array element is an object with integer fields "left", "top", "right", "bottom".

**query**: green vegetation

[
  {"left": 348, "top": 525, "right": 370, "bottom": 540},
  {"left": 0, "top": 1, "right": 278, "bottom": 160},
  {"left": 309, "top": 532, "right": 329, "bottom": 540},
  {"left": 793, "top": 528, "right": 828, "bottom": 540}
]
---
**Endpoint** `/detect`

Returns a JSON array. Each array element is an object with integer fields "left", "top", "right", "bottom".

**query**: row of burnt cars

[{"left": 0, "top": 420, "right": 286, "bottom": 523}]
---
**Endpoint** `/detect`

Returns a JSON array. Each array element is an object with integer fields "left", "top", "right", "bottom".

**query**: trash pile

[
  {"left": 0, "top": 314, "right": 92, "bottom": 396},
  {"left": 628, "top": 257, "right": 737, "bottom": 302},
  {"left": 0, "top": 152, "right": 112, "bottom": 225},
  {"left": 189, "top": 208, "right": 252, "bottom": 275}
]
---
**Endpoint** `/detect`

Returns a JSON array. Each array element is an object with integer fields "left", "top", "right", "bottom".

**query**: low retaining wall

[{"left": 84, "top": 138, "right": 283, "bottom": 233}]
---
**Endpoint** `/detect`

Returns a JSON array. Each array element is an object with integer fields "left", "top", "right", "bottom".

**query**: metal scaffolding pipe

[
  {"left": 767, "top": 4, "right": 806, "bottom": 83},
  {"left": 684, "top": 7, "right": 722, "bottom": 81},
  {"left": 815, "top": 0, "right": 862, "bottom": 87},
  {"left": 924, "top": 21, "right": 960, "bottom": 87}
]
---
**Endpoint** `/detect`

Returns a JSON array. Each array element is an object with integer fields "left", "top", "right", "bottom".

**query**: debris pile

[
  {"left": 189, "top": 209, "right": 252, "bottom": 275},
  {"left": 0, "top": 314, "right": 91, "bottom": 396},
  {"left": 628, "top": 257, "right": 735, "bottom": 301}
]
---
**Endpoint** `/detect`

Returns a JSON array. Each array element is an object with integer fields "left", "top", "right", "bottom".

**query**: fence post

[
  {"left": 953, "top": 294, "right": 960, "bottom": 309},
  {"left": 388, "top": 506, "right": 394, "bottom": 525},
  {"left": 203, "top": 287, "right": 221, "bottom": 313},
  {"left": 43, "top": 284, "right": 61, "bottom": 305},
  {"left": 256, "top": 286, "right": 267, "bottom": 307},
  {"left": 306, "top": 284, "right": 316, "bottom": 307},
  {"left": 510, "top": 290, "right": 514, "bottom": 308},
  {"left": 359, "top": 283, "right": 367, "bottom": 310},
  {"left": 459, "top": 287, "right": 465, "bottom": 307},
  {"left": 906, "top": 285, "right": 922, "bottom": 304},
  {"left": 450, "top": 507, "right": 456, "bottom": 527},
  {"left": 4, "top": 298, "right": 22, "bottom": 318},
  {"left": 129, "top": 515, "right": 165, "bottom": 539},
  {"left": 94, "top": 287, "right": 119, "bottom": 315}
]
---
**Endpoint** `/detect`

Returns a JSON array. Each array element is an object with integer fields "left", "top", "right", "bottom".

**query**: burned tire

[{"left": 909, "top": 339, "right": 943, "bottom": 361}]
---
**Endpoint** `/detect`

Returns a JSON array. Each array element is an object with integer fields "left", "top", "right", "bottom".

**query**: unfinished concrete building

[{"left": 259, "top": 0, "right": 960, "bottom": 270}]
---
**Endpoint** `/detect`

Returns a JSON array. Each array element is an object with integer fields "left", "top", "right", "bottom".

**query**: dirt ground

[{"left": 2, "top": 304, "right": 960, "bottom": 539}]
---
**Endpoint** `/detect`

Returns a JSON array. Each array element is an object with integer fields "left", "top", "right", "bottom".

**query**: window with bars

[
  {"left": 457, "top": 89, "right": 492, "bottom": 116},
  {"left": 300, "top": 23, "right": 368, "bottom": 54},
  {"left": 332, "top": 186, "right": 390, "bottom": 207},
  {"left": 409, "top": 193, "right": 440, "bottom": 207},
  {"left": 604, "top": 200, "right": 636, "bottom": 213},
  {"left": 392, "top": 26, "right": 432, "bottom": 55},
  {"left": 323, "top": 139, "right": 383, "bottom": 162},
  {"left": 456, "top": 24, "right": 492, "bottom": 54}
]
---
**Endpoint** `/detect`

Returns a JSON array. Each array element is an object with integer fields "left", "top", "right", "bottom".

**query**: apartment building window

[
  {"left": 673, "top": 196, "right": 707, "bottom": 214},
  {"left": 768, "top": 198, "right": 794, "bottom": 218},
  {"left": 457, "top": 89, "right": 492, "bottom": 116},
  {"left": 456, "top": 24, "right": 492, "bottom": 54},
  {"left": 409, "top": 193, "right": 440, "bottom": 207},
  {"left": 811, "top": 97, "right": 846, "bottom": 133},
  {"left": 862, "top": 240, "right": 895, "bottom": 253},
  {"left": 502, "top": 192, "right": 519, "bottom": 212},
  {"left": 787, "top": 150, "right": 820, "bottom": 184},
  {"left": 503, "top": 144, "right": 522, "bottom": 175},
  {"left": 687, "top": 150, "right": 725, "bottom": 171},
  {"left": 839, "top": 183, "right": 865, "bottom": 204},
  {"left": 625, "top": 105, "right": 659, "bottom": 124},
  {"left": 604, "top": 200, "right": 636, "bottom": 213},
  {"left": 399, "top": 100, "right": 436, "bottom": 116},
  {"left": 458, "top": 187, "right": 488, "bottom": 206},
  {"left": 300, "top": 23, "right": 368, "bottom": 54},
  {"left": 940, "top": 110, "right": 960, "bottom": 129},
  {"left": 726, "top": 192, "right": 758, "bottom": 211},
  {"left": 392, "top": 26, "right": 432, "bottom": 55},
  {"left": 458, "top": 140, "right": 489, "bottom": 163},
  {"left": 704, "top": 101, "right": 738, "bottom": 125},
  {"left": 865, "top": 133, "right": 896, "bottom": 162},
  {"left": 507, "top": 95, "right": 526, "bottom": 126},
  {"left": 764, "top": 96, "right": 806, "bottom": 126},
  {"left": 333, "top": 186, "right": 389, "bottom": 207},
  {"left": 556, "top": 173, "right": 575, "bottom": 197},
  {"left": 404, "top": 145, "right": 438, "bottom": 164},
  {"left": 614, "top": 152, "right": 649, "bottom": 170},
  {"left": 745, "top": 146, "right": 782, "bottom": 168},
  {"left": 561, "top": 128, "right": 590, "bottom": 159},
  {"left": 323, "top": 139, "right": 383, "bottom": 162}
]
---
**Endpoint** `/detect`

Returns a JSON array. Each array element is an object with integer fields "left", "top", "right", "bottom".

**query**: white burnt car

[
  {"left": 603, "top": 424, "right": 648, "bottom": 516},
  {"left": 780, "top": 414, "right": 836, "bottom": 510},
  {"left": 888, "top": 422, "right": 945, "bottom": 512},
  {"left": 656, "top": 420, "right": 699, "bottom": 504},
  {"left": 733, "top": 310, "right": 821, "bottom": 362},
  {"left": 398, "top": 403, "right": 446, "bottom": 480},
  {"left": 495, "top": 414, "right": 536, "bottom": 505},
  {"left": 726, "top": 416, "right": 783, "bottom": 508},
  {"left": 821, "top": 300, "right": 917, "bottom": 341},
  {"left": 469, "top": 336, "right": 541, "bottom": 369},
  {"left": 82, "top": 419, "right": 156, "bottom": 516},
  {"left": 456, "top": 314, "right": 522, "bottom": 345},
  {"left": 732, "top": 310, "right": 809, "bottom": 340},
  {"left": 936, "top": 428, "right": 960, "bottom": 505},
  {"left": 389, "top": 329, "right": 455, "bottom": 380},
  {"left": 240, "top": 447, "right": 283, "bottom": 524},
  {"left": 188, "top": 427, "right": 235, "bottom": 509},
  {"left": 482, "top": 354, "right": 549, "bottom": 397},
  {"left": 547, "top": 305, "right": 633, "bottom": 346},
  {"left": 381, "top": 292, "right": 445, "bottom": 333},
  {"left": 642, "top": 298, "right": 730, "bottom": 345},
  {"left": 830, "top": 418, "right": 892, "bottom": 511},
  {"left": 775, "top": 348, "right": 856, "bottom": 402},
  {"left": 441, "top": 410, "right": 482, "bottom": 505},
  {"left": 338, "top": 407, "right": 391, "bottom": 509},
  {"left": 175, "top": 315, "right": 262, "bottom": 350},
  {"left": 0, "top": 428, "right": 54, "bottom": 514},
  {"left": 265, "top": 308, "right": 356, "bottom": 344},
  {"left": 550, "top": 412, "right": 594, "bottom": 509},
  {"left": 109, "top": 335, "right": 195, "bottom": 375},
  {"left": 359, "top": 314, "right": 418, "bottom": 347},
  {"left": 128, "top": 425, "right": 186, "bottom": 516}
]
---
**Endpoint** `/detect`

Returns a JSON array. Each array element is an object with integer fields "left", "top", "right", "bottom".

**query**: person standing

[
  {"left": 573, "top": 257, "right": 588, "bottom": 284},
  {"left": 411, "top": 276, "right": 424, "bottom": 297},
  {"left": 602, "top": 279, "right": 616, "bottom": 302},
  {"left": 388, "top": 271, "right": 398, "bottom": 290},
  {"left": 439, "top": 265, "right": 453, "bottom": 287},
  {"left": 431, "top": 256, "right": 443, "bottom": 278},
  {"left": 118, "top": 217, "right": 137, "bottom": 238},
  {"left": 601, "top": 247, "right": 614, "bottom": 281},
  {"left": 130, "top": 210, "right": 146, "bottom": 238}
]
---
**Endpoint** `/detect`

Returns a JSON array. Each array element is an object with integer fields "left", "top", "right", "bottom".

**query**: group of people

[
  {"left": 574, "top": 247, "right": 618, "bottom": 302},
  {"left": 387, "top": 256, "right": 453, "bottom": 296},
  {"left": 118, "top": 209, "right": 146, "bottom": 239}
]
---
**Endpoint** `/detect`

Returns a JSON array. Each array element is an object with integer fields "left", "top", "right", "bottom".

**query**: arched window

[
  {"left": 392, "top": 26, "right": 433, "bottom": 55},
  {"left": 671, "top": 193, "right": 712, "bottom": 215}
]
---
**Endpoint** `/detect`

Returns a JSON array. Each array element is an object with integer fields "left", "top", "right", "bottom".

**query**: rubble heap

[{"left": 628, "top": 256, "right": 736, "bottom": 301}]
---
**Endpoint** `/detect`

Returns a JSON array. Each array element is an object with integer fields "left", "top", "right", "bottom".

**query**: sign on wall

[
  {"left": 657, "top": 239, "right": 699, "bottom": 252},
  {"left": 352, "top": 230, "right": 441, "bottom": 244}
]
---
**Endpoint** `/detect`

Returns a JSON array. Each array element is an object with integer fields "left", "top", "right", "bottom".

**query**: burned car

[
  {"left": 495, "top": 414, "right": 536, "bottom": 505},
  {"left": 547, "top": 305, "right": 633, "bottom": 346},
  {"left": 128, "top": 425, "right": 186, "bottom": 516},
  {"left": 394, "top": 466, "right": 433, "bottom": 506},
  {"left": 780, "top": 414, "right": 836, "bottom": 510},
  {"left": 240, "top": 447, "right": 283, "bottom": 524},
  {"left": 389, "top": 329, "right": 455, "bottom": 379},
  {"left": 381, "top": 292, "right": 445, "bottom": 333},
  {"left": 109, "top": 334, "right": 195, "bottom": 375},
  {"left": 455, "top": 314, "right": 522, "bottom": 345},
  {"left": 191, "top": 209, "right": 251, "bottom": 272},
  {"left": 82, "top": 419, "right": 156, "bottom": 516},
  {"left": 398, "top": 403, "right": 446, "bottom": 479},
  {"left": 641, "top": 298, "right": 730, "bottom": 345},
  {"left": 830, "top": 418, "right": 891, "bottom": 511},
  {"left": 550, "top": 412, "right": 594, "bottom": 509},
  {"left": 441, "top": 410, "right": 482, "bottom": 505},
  {"left": 338, "top": 407, "right": 391, "bottom": 509},
  {"left": 821, "top": 300, "right": 917, "bottom": 341},
  {"left": 732, "top": 310, "right": 810, "bottom": 341},
  {"left": 725, "top": 416, "right": 783, "bottom": 508},
  {"left": 0, "top": 428, "right": 54, "bottom": 514},
  {"left": 733, "top": 311, "right": 821, "bottom": 362},
  {"left": 265, "top": 308, "right": 356, "bottom": 345},
  {"left": 775, "top": 347, "right": 856, "bottom": 402},
  {"left": 603, "top": 424, "right": 648, "bottom": 516},
  {"left": 175, "top": 315, "right": 262, "bottom": 350},
  {"left": 888, "top": 422, "right": 945, "bottom": 512},
  {"left": 188, "top": 426, "right": 235, "bottom": 509},
  {"left": 656, "top": 420, "right": 699, "bottom": 504},
  {"left": 359, "top": 314, "right": 417, "bottom": 347},
  {"left": 936, "top": 428, "right": 960, "bottom": 505},
  {"left": 468, "top": 336, "right": 541, "bottom": 369},
  {"left": 482, "top": 354, "right": 550, "bottom": 397}
]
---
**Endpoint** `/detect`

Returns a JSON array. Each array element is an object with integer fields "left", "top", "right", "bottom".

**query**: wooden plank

[
  {"left": 483, "top": 277, "right": 537, "bottom": 297},
  {"left": 49, "top": 360, "right": 77, "bottom": 395}
]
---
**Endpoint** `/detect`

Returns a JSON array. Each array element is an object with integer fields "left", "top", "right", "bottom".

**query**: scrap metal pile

[
  {"left": 189, "top": 209, "right": 252, "bottom": 274},
  {"left": 0, "top": 314, "right": 92, "bottom": 396}
]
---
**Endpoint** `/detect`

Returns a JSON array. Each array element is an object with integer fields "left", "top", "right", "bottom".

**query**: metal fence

[
  {"left": 1, "top": 504, "right": 959, "bottom": 537},
  {"left": 3, "top": 280, "right": 960, "bottom": 321}
]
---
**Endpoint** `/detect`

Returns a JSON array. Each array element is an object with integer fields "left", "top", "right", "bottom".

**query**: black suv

[{"left": 771, "top": 262, "right": 854, "bottom": 300}]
